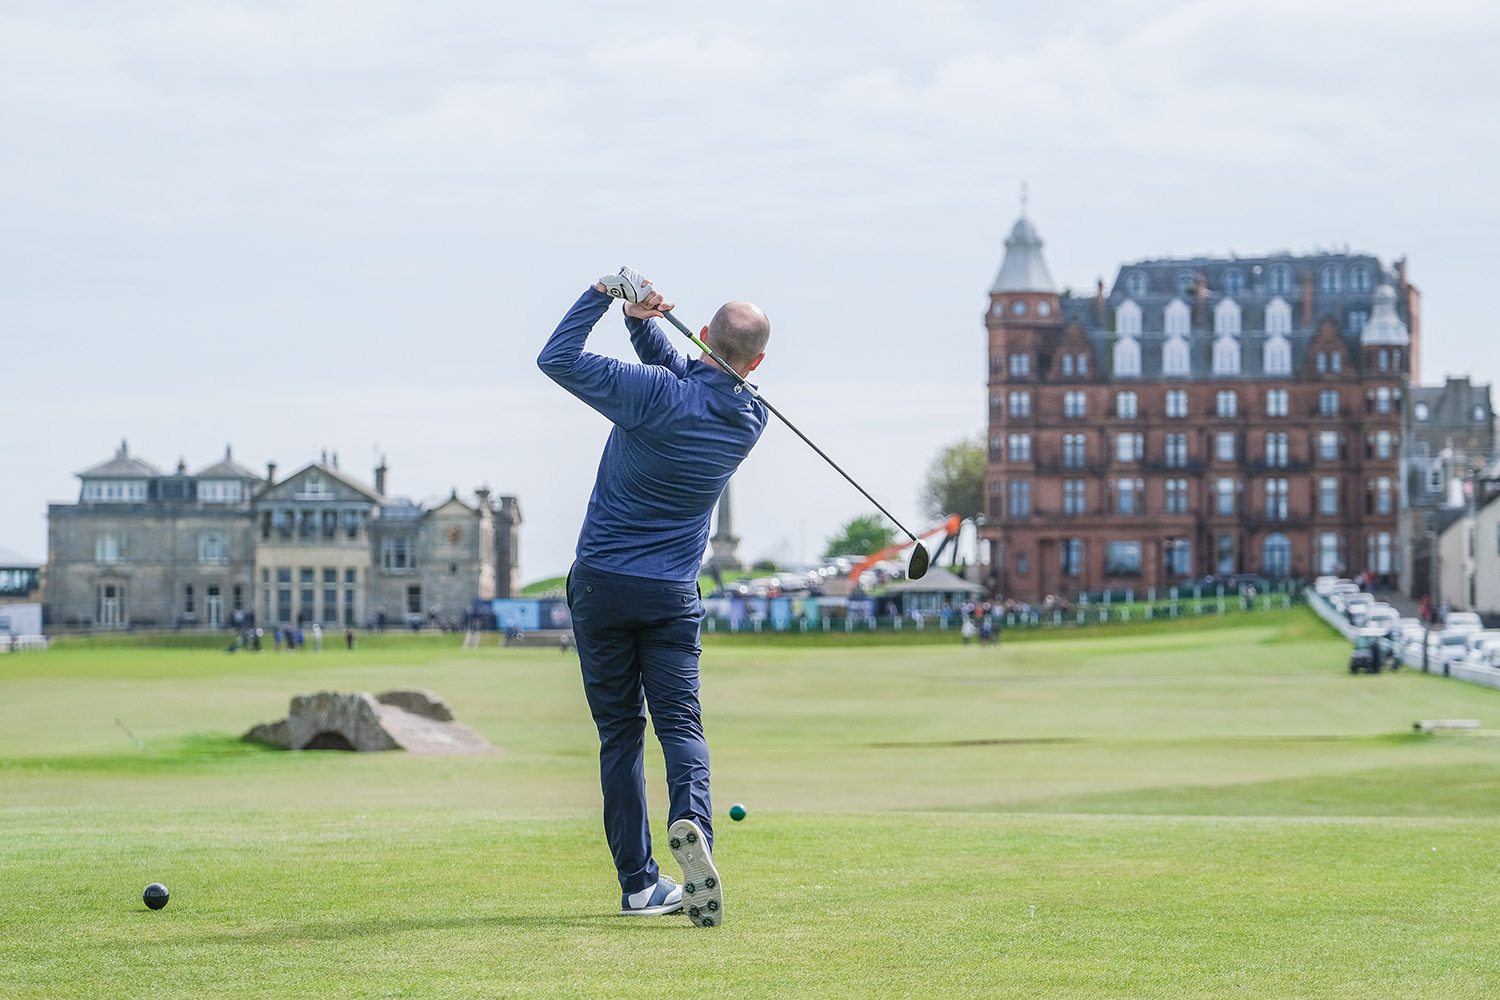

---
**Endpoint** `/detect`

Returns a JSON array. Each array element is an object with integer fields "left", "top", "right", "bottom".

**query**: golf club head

[{"left": 907, "top": 541, "right": 930, "bottom": 580}]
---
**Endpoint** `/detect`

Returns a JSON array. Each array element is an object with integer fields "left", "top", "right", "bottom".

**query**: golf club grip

[{"left": 658, "top": 309, "right": 920, "bottom": 545}]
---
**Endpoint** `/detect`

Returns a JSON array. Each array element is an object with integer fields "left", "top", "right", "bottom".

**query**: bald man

[{"left": 537, "top": 272, "right": 770, "bottom": 927}]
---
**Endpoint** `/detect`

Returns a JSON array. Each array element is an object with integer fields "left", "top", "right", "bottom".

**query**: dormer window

[
  {"left": 1415, "top": 402, "right": 1429, "bottom": 421},
  {"left": 1125, "top": 271, "right": 1148, "bottom": 297},
  {"left": 1212, "top": 336, "right": 1241, "bottom": 375},
  {"left": 1164, "top": 299, "right": 1190, "bottom": 337},
  {"left": 1319, "top": 264, "right": 1343, "bottom": 293},
  {"left": 1115, "top": 299, "right": 1142, "bottom": 337},
  {"left": 1163, "top": 335, "right": 1190, "bottom": 376},
  {"left": 1213, "top": 298, "right": 1241, "bottom": 336},
  {"left": 1114, "top": 338, "right": 1141, "bottom": 377},
  {"left": 1175, "top": 271, "right": 1197, "bottom": 297},
  {"left": 198, "top": 480, "right": 243, "bottom": 503},
  {"left": 83, "top": 480, "right": 147, "bottom": 503},
  {"left": 1476, "top": 406, "right": 1488, "bottom": 422},
  {"left": 1263, "top": 334, "right": 1291, "bottom": 376},
  {"left": 1265, "top": 297, "right": 1292, "bottom": 336},
  {"left": 1268, "top": 265, "right": 1292, "bottom": 295},
  {"left": 1222, "top": 270, "right": 1245, "bottom": 296},
  {"left": 1350, "top": 265, "right": 1372, "bottom": 292}
]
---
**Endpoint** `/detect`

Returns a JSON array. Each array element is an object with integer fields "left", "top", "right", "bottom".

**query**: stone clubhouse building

[
  {"left": 45, "top": 442, "right": 520, "bottom": 631},
  {"left": 981, "top": 214, "right": 1414, "bottom": 603}
]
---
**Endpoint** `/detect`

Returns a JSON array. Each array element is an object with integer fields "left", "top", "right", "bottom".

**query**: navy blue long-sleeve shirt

[{"left": 538, "top": 287, "right": 768, "bottom": 582}]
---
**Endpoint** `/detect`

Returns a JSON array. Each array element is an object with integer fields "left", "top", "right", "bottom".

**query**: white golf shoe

[{"left": 668, "top": 818, "right": 723, "bottom": 928}]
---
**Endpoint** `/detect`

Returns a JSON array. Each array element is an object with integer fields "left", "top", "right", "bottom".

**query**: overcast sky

[{"left": 3, "top": 0, "right": 1497, "bottom": 579}]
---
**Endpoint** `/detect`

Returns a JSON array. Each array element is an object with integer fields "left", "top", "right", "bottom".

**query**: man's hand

[{"left": 594, "top": 266, "right": 673, "bottom": 319}]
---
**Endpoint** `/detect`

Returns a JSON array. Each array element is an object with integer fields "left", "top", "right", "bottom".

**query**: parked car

[
  {"left": 1458, "top": 630, "right": 1500, "bottom": 669},
  {"left": 1341, "top": 593, "right": 1377, "bottom": 622},
  {"left": 1361, "top": 604, "right": 1400, "bottom": 634},
  {"left": 1313, "top": 576, "right": 1345, "bottom": 596},
  {"left": 1445, "top": 612, "right": 1483, "bottom": 632}
]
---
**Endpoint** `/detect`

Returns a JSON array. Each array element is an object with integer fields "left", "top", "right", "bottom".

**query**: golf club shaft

[{"left": 659, "top": 309, "right": 923, "bottom": 545}]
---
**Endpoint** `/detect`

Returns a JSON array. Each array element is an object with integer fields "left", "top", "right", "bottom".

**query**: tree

[
  {"left": 918, "top": 433, "right": 986, "bottom": 521},
  {"left": 823, "top": 514, "right": 896, "bottom": 558}
]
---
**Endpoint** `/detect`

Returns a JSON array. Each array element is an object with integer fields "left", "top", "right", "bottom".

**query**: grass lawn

[{"left": 4, "top": 608, "right": 1500, "bottom": 998}]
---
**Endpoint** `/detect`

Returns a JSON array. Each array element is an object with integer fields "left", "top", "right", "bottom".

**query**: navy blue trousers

[{"left": 567, "top": 561, "right": 714, "bottom": 893}]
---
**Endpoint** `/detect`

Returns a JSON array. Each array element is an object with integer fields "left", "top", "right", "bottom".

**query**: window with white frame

[
  {"left": 1330, "top": 352, "right": 1342, "bottom": 373},
  {"left": 1264, "top": 533, "right": 1292, "bottom": 577},
  {"left": 1008, "top": 480, "right": 1031, "bottom": 518},
  {"left": 1266, "top": 389, "right": 1288, "bottom": 417},
  {"left": 1076, "top": 353, "right": 1088, "bottom": 375},
  {"left": 1214, "top": 297, "right": 1242, "bottom": 336},
  {"left": 1165, "top": 433, "right": 1187, "bottom": 468},
  {"left": 1116, "top": 432, "right": 1145, "bottom": 463},
  {"left": 1164, "top": 299, "right": 1190, "bottom": 337},
  {"left": 1163, "top": 335, "right": 1190, "bottom": 376},
  {"left": 1265, "top": 297, "right": 1292, "bottom": 336},
  {"left": 1368, "top": 532, "right": 1392, "bottom": 574},
  {"left": 1266, "top": 433, "right": 1288, "bottom": 468},
  {"left": 1263, "top": 333, "right": 1291, "bottom": 376},
  {"left": 1167, "top": 538, "right": 1192, "bottom": 575},
  {"left": 1125, "top": 271, "right": 1148, "bottom": 297},
  {"left": 1064, "top": 391, "right": 1086, "bottom": 418},
  {"left": 1375, "top": 387, "right": 1391, "bottom": 414},
  {"left": 1165, "top": 390, "right": 1188, "bottom": 418},
  {"left": 1063, "top": 480, "right": 1086, "bottom": 516},
  {"left": 1318, "top": 533, "right": 1340, "bottom": 574},
  {"left": 381, "top": 537, "right": 416, "bottom": 571},
  {"left": 1223, "top": 270, "right": 1245, "bottom": 296},
  {"left": 1213, "top": 336, "right": 1241, "bottom": 375},
  {"left": 1114, "top": 337, "right": 1141, "bottom": 377},
  {"left": 1009, "top": 353, "right": 1030, "bottom": 376},
  {"left": 1063, "top": 434, "right": 1087, "bottom": 468},
  {"left": 95, "top": 531, "right": 122, "bottom": 564},
  {"left": 1351, "top": 311, "right": 1370, "bottom": 334},
  {"left": 1165, "top": 479, "right": 1189, "bottom": 513},
  {"left": 1268, "top": 265, "right": 1292, "bottom": 295},
  {"left": 1117, "top": 391, "right": 1138, "bottom": 419},
  {"left": 1060, "top": 354, "right": 1074, "bottom": 376},
  {"left": 1009, "top": 391, "right": 1030, "bottom": 417},
  {"left": 1216, "top": 391, "right": 1238, "bottom": 417},
  {"left": 1319, "top": 390, "right": 1340, "bottom": 416},
  {"left": 1216, "top": 432, "right": 1236, "bottom": 462},
  {"left": 1349, "top": 265, "right": 1372, "bottom": 292},
  {"left": 1008, "top": 433, "right": 1031, "bottom": 462},
  {"left": 1319, "top": 431, "right": 1339, "bottom": 461},
  {"left": 1319, "top": 478, "right": 1338, "bottom": 515},
  {"left": 1376, "top": 477, "right": 1392, "bottom": 515},
  {"left": 198, "top": 531, "right": 228, "bottom": 565},
  {"left": 1375, "top": 431, "right": 1391, "bottom": 460},
  {"left": 198, "top": 480, "right": 243, "bottom": 503},
  {"left": 1319, "top": 264, "right": 1343, "bottom": 293},
  {"left": 83, "top": 480, "right": 147, "bottom": 503},
  {"left": 1266, "top": 478, "right": 1289, "bottom": 520},
  {"left": 1116, "top": 299, "right": 1142, "bottom": 336},
  {"left": 1216, "top": 478, "right": 1236, "bottom": 515},
  {"left": 1116, "top": 479, "right": 1144, "bottom": 515}
]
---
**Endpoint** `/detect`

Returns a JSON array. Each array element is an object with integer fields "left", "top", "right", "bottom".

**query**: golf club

[{"left": 654, "top": 303, "right": 930, "bottom": 581}]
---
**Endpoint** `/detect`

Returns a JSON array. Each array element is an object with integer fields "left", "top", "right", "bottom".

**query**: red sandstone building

[{"left": 981, "top": 215, "right": 1415, "bottom": 602}]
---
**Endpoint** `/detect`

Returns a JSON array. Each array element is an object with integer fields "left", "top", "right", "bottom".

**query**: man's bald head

[{"left": 706, "top": 301, "right": 771, "bottom": 374}]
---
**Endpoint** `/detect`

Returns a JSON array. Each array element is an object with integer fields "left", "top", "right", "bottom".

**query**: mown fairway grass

[{"left": 4, "top": 608, "right": 1500, "bottom": 998}]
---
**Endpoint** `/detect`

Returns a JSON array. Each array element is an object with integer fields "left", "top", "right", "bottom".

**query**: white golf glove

[{"left": 598, "top": 265, "right": 653, "bottom": 304}]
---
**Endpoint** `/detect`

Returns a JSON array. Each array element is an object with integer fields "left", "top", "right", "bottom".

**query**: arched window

[
  {"left": 1115, "top": 299, "right": 1142, "bottom": 336},
  {"left": 1263, "top": 333, "right": 1291, "bottom": 376},
  {"left": 1222, "top": 270, "right": 1245, "bottom": 296},
  {"left": 1349, "top": 265, "right": 1372, "bottom": 292},
  {"left": 1214, "top": 297, "right": 1242, "bottom": 336},
  {"left": 1263, "top": 533, "right": 1291, "bottom": 578},
  {"left": 1319, "top": 264, "right": 1343, "bottom": 293},
  {"left": 1175, "top": 271, "right": 1197, "bottom": 297},
  {"left": 1114, "top": 338, "right": 1142, "bottom": 377},
  {"left": 1212, "top": 336, "right": 1241, "bottom": 375},
  {"left": 1164, "top": 299, "right": 1190, "bottom": 337},
  {"left": 1125, "top": 271, "right": 1148, "bottom": 297},
  {"left": 1268, "top": 265, "right": 1292, "bottom": 295},
  {"left": 1265, "top": 297, "right": 1292, "bottom": 335}
]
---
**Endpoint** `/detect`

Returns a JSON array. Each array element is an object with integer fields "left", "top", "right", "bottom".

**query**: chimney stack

[
  {"left": 375, "top": 455, "right": 388, "bottom": 496},
  {"left": 266, "top": 462, "right": 277, "bottom": 485},
  {"left": 1193, "top": 273, "right": 1207, "bottom": 326},
  {"left": 1094, "top": 278, "right": 1106, "bottom": 327},
  {"left": 1301, "top": 271, "right": 1315, "bottom": 328}
]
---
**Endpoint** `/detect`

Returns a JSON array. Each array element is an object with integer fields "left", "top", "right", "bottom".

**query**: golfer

[{"left": 538, "top": 271, "right": 770, "bottom": 926}]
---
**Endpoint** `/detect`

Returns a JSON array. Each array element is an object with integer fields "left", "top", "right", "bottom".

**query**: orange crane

[{"left": 846, "top": 515, "right": 963, "bottom": 596}]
